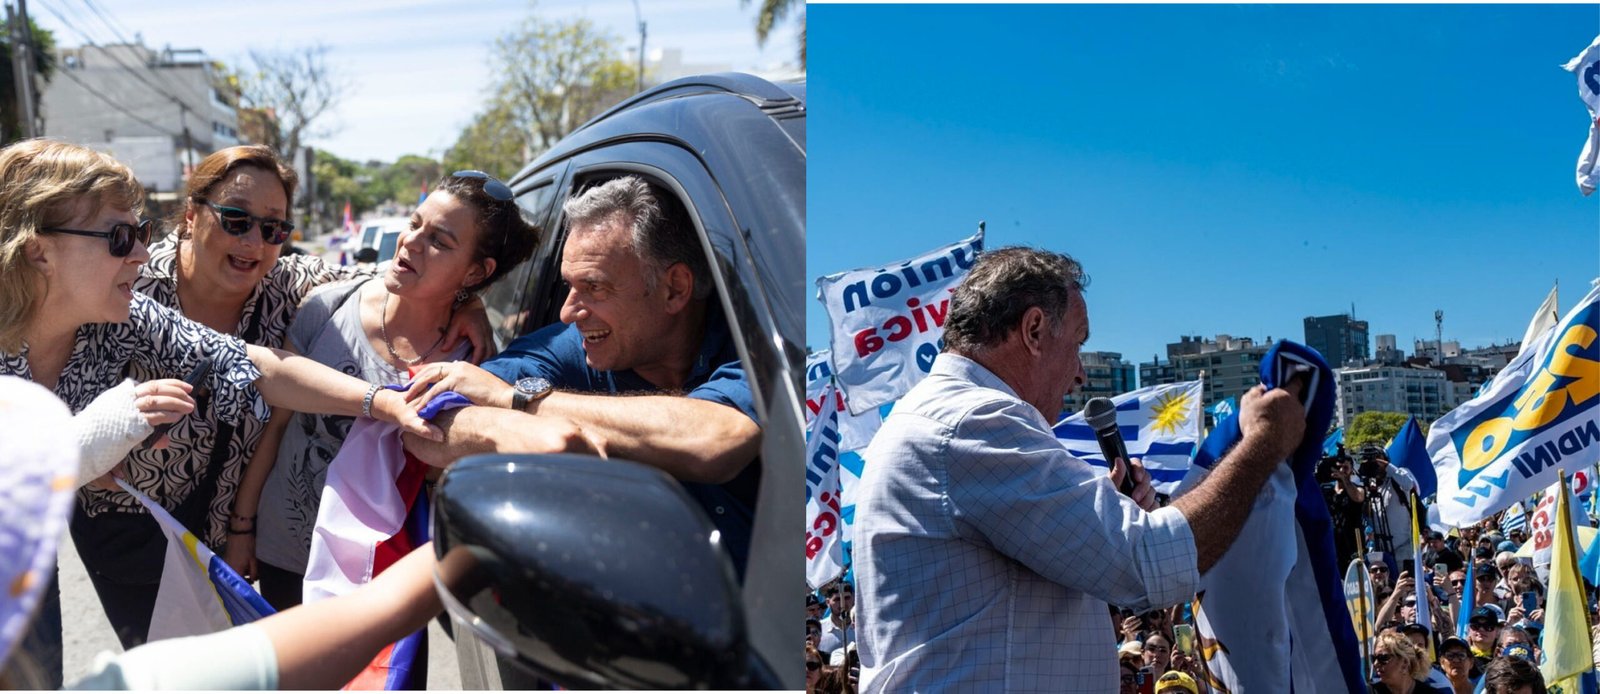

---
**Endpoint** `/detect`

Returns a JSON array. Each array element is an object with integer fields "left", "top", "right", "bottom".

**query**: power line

[
  {"left": 48, "top": 60, "right": 180, "bottom": 137},
  {"left": 73, "top": 0, "right": 194, "bottom": 101},
  {"left": 34, "top": 1, "right": 190, "bottom": 107}
]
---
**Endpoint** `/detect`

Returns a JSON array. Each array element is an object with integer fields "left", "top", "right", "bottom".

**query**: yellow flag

[{"left": 1541, "top": 471, "right": 1594, "bottom": 685}]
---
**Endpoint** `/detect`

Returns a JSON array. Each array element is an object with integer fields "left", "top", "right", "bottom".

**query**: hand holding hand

[
  {"left": 402, "top": 361, "right": 513, "bottom": 409},
  {"left": 373, "top": 389, "right": 443, "bottom": 441}
]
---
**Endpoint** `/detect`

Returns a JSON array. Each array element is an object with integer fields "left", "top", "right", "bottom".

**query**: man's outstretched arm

[{"left": 402, "top": 407, "right": 605, "bottom": 467}]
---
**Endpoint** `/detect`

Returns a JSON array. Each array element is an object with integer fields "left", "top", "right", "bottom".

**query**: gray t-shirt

[{"left": 256, "top": 279, "right": 463, "bottom": 574}]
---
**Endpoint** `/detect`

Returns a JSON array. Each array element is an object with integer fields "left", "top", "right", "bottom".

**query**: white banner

[
  {"left": 1054, "top": 381, "right": 1203, "bottom": 495},
  {"left": 1428, "top": 282, "right": 1600, "bottom": 526},
  {"left": 805, "top": 383, "right": 847, "bottom": 590},
  {"left": 817, "top": 229, "right": 984, "bottom": 415},
  {"left": 1563, "top": 35, "right": 1600, "bottom": 195},
  {"left": 805, "top": 349, "right": 885, "bottom": 453}
]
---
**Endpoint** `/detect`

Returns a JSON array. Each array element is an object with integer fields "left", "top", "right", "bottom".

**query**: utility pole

[
  {"left": 8, "top": 0, "right": 39, "bottom": 139},
  {"left": 630, "top": 0, "right": 646, "bottom": 92},
  {"left": 177, "top": 101, "right": 194, "bottom": 175}
]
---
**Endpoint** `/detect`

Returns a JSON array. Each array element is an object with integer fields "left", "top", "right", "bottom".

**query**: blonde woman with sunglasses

[{"left": 0, "top": 139, "right": 445, "bottom": 665}]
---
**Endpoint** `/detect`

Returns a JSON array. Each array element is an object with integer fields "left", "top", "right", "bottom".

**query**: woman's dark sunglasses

[
  {"left": 805, "top": 660, "right": 821, "bottom": 671},
  {"left": 452, "top": 170, "right": 513, "bottom": 201},
  {"left": 203, "top": 201, "right": 294, "bottom": 244},
  {"left": 42, "top": 219, "right": 154, "bottom": 257},
  {"left": 1373, "top": 653, "right": 1393, "bottom": 665}
]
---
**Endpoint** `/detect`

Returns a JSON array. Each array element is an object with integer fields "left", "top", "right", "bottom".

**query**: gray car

[{"left": 437, "top": 72, "right": 804, "bottom": 690}]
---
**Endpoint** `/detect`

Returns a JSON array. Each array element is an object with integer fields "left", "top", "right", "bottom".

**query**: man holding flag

[{"left": 853, "top": 246, "right": 1312, "bottom": 692}]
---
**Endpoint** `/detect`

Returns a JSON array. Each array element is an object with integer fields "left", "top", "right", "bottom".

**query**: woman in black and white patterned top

[
  {"left": 0, "top": 140, "right": 443, "bottom": 651},
  {"left": 116, "top": 147, "right": 492, "bottom": 578}
]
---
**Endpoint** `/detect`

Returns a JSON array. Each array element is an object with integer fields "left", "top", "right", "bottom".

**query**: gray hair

[
  {"left": 943, "top": 246, "right": 1089, "bottom": 354},
  {"left": 562, "top": 176, "right": 711, "bottom": 300}
]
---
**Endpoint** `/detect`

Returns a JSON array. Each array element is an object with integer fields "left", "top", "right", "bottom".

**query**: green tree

[
  {"left": 1346, "top": 411, "right": 1419, "bottom": 451},
  {"left": 0, "top": 18, "right": 55, "bottom": 143},
  {"left": 443, "top": 101, "right": 523, "bottom": 181},
  {"left": 447, "top": 9, "right": 637, "bottom": 174},
  {"left": 744, "top": 0, "right": 804, "bottom": 69}
]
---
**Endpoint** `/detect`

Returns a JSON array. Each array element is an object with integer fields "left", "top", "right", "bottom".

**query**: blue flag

[
  {"left": 1324, "top": 427, "right": 1344, "bottom": 456},
  {"left": 1386, "top": 416, "right": 1436, "bottom": 500}
]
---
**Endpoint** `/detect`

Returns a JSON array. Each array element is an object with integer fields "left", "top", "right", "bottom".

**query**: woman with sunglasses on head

[
  {"left": 247, "top": 171, "right": 565, "bottom": 611},
  {"left": 111, "top": 147, "right": 495, "bottom": 590},
  {"left": 0, "top": 139, "right": 443, "bottom": 655}
]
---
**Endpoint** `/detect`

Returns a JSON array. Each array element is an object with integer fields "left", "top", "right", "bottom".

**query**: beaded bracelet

[{"left": 362, "top": 383, "right": 381, "bottom": 419}]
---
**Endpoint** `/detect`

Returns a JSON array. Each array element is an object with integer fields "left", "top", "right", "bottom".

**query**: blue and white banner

[
  {"left": 816, "top": 229, "right": 984, "bottom": 415},
  {"left": 1563, "top": 35, "right": 1600, "bottom": 195},
  {"left": 806, "top": 350, "right": 886, "bottom": 454},
  {"left": 1179, "top": 341, "right": 1365, "bottom": 694},
  {"left": 119, "top": 479, "right": 274, "bottom": 642},
  {"left": 1208, "top": 396, "right": 1237, "bottom": 427},
  {"left": 1503, "top": 502, "right": 1528, "bottom": 535},
  {"left": 1053, "top": 381, "right": 1203, "bottom": 495},
  {"left": 805, "top": 383, "right": 847, "bottom": 590},
  {"left": 1428, "top": 283, "right": 1600, "bottom": 526}
]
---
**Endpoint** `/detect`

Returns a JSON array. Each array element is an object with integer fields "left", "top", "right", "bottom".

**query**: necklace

[{"left": 379, "top": 291, "right": 448, "bottom": 366}]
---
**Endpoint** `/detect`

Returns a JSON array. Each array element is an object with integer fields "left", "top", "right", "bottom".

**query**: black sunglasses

[
  {"left": 806, "top": 660, "right": 821, "bottom": 672},
  {"left": 42, "top": 219, "right": 155, "bottom": 257},
  {"left": 1373, "top": 653, "right": 1394, "bottom": 665},
  {"left": 452, "top": 170, "right": 513, "bottom": 201},
  {"left": 1441, "top": 650, "right": 1470, "bottom": 661},
  {"left": 202, "top": 201, "right": 293, "bottom": 244}
]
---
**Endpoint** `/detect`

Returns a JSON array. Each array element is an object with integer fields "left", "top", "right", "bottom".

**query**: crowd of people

[
  {"left": 0, "top": 138, "right": 765, "bottom": 689},
  {"left": 833, "top": 244, "right": 1598, "bottom": 693}
]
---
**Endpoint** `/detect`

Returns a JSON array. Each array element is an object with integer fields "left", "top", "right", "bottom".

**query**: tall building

[
  {"left": 1059, "top": 351, "right": 1137, "bottom": 420},
  {"left": 1304, "top": 314, "right": 1370, "bottom": 367},
  {"left": 1334, "top": 364, "right": 1449, "bottom": 429},
  {"left": 41, "top": 43, "right": 240, "bottom": 197},
  {"left": 1139, "top": 334, "right": 1269, "bottom": 412}
]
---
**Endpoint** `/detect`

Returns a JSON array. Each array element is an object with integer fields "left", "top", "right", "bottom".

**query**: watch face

[{"left": 516, "top": 377, "right": 551, "bottom": 396}]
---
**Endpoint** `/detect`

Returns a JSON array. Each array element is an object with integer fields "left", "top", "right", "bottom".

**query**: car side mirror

[{"left": 431, "top": 453, "right": 777, "bottom": 689}]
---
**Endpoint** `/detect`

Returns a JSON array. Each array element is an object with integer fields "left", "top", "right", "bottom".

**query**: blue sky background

[{"left": 807, "top": 5, "right": 1600, "bottom": 374}]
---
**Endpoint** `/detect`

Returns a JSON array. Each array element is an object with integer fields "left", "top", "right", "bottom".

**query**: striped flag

[
  {"left": 1502, "top": 502, "right": 1528, "bottom": 535},
  {"left": 304, "top": 386, "right": 466, "bottom": 689},
  {"left": 118, "top": 479, "right": 275, "bottom": 641},
  {"left": 1053, "top": 381, "right": 1203, "bottom": 495}
]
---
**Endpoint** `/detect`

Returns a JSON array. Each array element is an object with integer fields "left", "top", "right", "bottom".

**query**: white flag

[
  {"left": 1563, "top": 35, "right": 1600, "bottom": 195},
  {"left": 1428, "top": 282, "right": 1600, "bottom": 526},
  {"left": 817, "top": 228, "right": 984, "bottom": 414},
  {"left": 1520, "top": 284, "right": 1559, "bottom": 356},
  {"left": 805, "top": 383, "right": 847, "bottom": 590},
  {"left": 1053, "top": 381, "right": 1203, "bottom": 495},
  {"left": 805, "top": 349, "right": 885, "bottom": 453}
]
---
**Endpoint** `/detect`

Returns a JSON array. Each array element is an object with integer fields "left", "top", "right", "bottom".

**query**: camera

[
  {"left": 1316, "top": 445, "right": 1351, "bottom": 484},
  {"left": 1356, "top": 444, "right": 1387, "bottom": 482}
]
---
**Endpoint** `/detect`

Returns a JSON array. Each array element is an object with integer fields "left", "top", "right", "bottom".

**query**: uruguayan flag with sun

[{"left": 1053, "top": 381, "right": 1204, "bottom": 495}]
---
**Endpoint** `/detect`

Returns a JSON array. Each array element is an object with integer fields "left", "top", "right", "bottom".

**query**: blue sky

[
  {"left": 807, "top": 4, "right": 1599, "bottom": 373},
  {"left": 33, "top": 0, "right": 801, "bottom": 162}
]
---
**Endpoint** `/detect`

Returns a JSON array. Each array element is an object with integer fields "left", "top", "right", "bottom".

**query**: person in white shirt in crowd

[{"left": 852, "top": 246, "right": 1307, "bottom": 692}]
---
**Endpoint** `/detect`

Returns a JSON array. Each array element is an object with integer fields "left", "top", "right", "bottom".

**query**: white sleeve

[
  {"left": 70, "top": 379, "right": 152, "bottom": 487},
  {"left": 65, "top": 624, "right": 279, "bottom": 690},
  {"left": 1388, "top": 465, "right": 1417, "bottom": 493}
]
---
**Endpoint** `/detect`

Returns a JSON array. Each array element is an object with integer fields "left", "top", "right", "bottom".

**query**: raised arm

[{"left": 245, "top": 345, "right": 439, "bottom": 441}]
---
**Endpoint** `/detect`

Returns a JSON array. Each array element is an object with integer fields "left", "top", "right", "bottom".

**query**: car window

[
  {"left": 478, "top": 177, "right": 560, "bottom": 349},
  {"left": 376, "top": 230, "right": 401, "bottom": 264}
]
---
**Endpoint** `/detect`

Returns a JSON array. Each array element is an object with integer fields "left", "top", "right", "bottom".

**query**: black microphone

[{"left": 1084, "top": 397, "right": 1134, "bottom": 496}]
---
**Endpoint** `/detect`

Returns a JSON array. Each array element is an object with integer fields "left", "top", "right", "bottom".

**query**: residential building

[
  {"left": 1139, "top": 334, "right": 1269, "bottom": 413},
  {"left": 1059, "top": 351, "right": 1137, "bottom": 419},
  {"left": 1334, "top": 364, "right": 1450, "bottom": 429},
  {"left": 1304, "top": 314, "right": 1370, "bottom": 367},
  {"left": 41, "top": 43, "right": 240, "bottom": 197}
]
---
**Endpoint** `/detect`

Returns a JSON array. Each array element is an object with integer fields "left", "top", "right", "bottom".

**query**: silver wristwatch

[{"left": 510, "top": 376, "right": 553, "bottom": 410}]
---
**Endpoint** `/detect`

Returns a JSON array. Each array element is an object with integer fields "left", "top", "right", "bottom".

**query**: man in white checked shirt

[{"left": 854, "top": 247, "right": 1308, "bottom": 693}]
